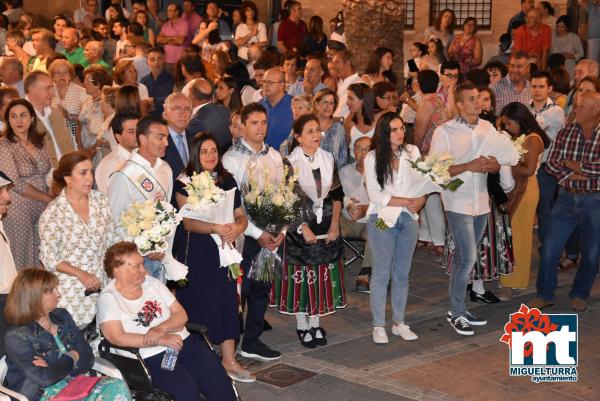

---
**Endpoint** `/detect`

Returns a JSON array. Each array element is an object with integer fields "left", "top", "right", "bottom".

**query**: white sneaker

[
  {"left": 372, "top": 327, "right": 388, "bottom": 344},
  {"left": 391, "top": 323, "right": 418, "bottom": 341}
]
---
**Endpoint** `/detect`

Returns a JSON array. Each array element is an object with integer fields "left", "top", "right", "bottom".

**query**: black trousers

[{"left": 240, "top": 236, "right": 271, "bottom": 347}]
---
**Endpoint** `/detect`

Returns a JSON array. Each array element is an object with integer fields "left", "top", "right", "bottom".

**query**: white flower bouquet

[
  {"left": 374, "top": 152, "right": 456, "bottom": 231},
  {"left": 242, "top": 159, "right": 301, "bottom": 282},
  {"left": 178, "top": 171, "right": 243, "bottom": 280},
  {"left": 500, "top": 131, "right": 528, "bottom": 158},
  {"left": 121, "top": 199, "right": 188, "bottom": 281}
]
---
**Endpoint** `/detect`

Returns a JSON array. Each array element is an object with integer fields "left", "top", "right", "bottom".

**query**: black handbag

[{"left": 487, "top": 173, "right": 509, "bottom": 214}]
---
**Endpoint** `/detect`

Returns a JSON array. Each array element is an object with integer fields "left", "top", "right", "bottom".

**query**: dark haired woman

[
  {"left": 345, "top": 83, "right": 375, "bottom": 161},
  {"left": 4, "top": 268, "right": 131, "bottom": 401},
  {"left": 446, "top": 17, "right": 482, "bottom": 73},
  {"left": 271, "top": 114, "right": 346, "bottom": 348},
  {"left": 215, "top": 76, "right": 242, "bottom": 112},
  {"left": 361, "top": 47, "right": 397, "bottom": 87},
  {"left": 305, "top": 15, "right": 327, "bottom": 54},
  {"left": 498, "top": 102, "right": 550, "bottom": 300},
  {"left": 550, "top": 15, "right": 584, "bottom": 82},
  {"left": 174, "top": 132, "right": 252, "bottom": 382},
  {"left": 423, "top": 8, "right": 456, "bottom": 51},
  {"left": 364, "top": 112, "right": 430, "bottom": 344},
  {"left": 404, "top": 42, "right": 428, "bottom": 86},
  {"left": 234, "top": 0, "right": 267, "bottom": 61},
  {"left": 39, "top": 151, "right": 120, "bottom": 328},
  {"left": 538, "top": 1, "right": 556, "bottom": 29},
  {"left": 0, "top": 98, "right": 52, "bottom": 270}
]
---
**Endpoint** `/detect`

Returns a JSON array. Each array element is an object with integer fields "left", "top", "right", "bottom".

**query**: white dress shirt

[
  {"left": 0, "top": 219, "right": 17, "bottom": 294},
  {"left": 95, "top": 144, "right": 131, "bottom": 193},
  {"left": 222, "top": 140, "right": 283, "bottom": 240},
  {"left": 107, "top": 150, "right": 173, "bottom": 234},
  {"left": 334, "top": 73, "right": 361, "bottom": 118},
  {"left": 364, "top": 144, "right": 428, "bottom": 221},
  {"left": 430, "top": 117, "right": 520, "bottom": 216},
  {"left": 528, "top": 98, "right": 566, "bottom": 163},
  {"left": 339, "top": 162, "right": 369, "bottom": 223}
]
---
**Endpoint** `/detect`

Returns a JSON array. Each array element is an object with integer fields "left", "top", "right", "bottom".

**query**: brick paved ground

[{"left": 235, "top": 245, "right": 598, "bottom": 401}]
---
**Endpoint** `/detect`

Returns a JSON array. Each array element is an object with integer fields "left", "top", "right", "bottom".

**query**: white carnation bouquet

[
  {"left": 178, "top": 171, "right": 243, "bottom": 280},
  {"left": 121, "top": 199, "right": 188, "bottom": 280},
  {"left": 500, "top": 131, "right": 528, "bottom": 158},
  {"left": 375, "top": 152, "right": 458, "bottom": 231},
  {"left": 242, "top": 159, "right": 301, "bottom": 282}
]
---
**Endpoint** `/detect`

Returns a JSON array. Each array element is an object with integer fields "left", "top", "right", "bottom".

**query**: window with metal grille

[
  {"left": 405, "top": 0, "right": 415, "bottom": 29},
  {"left": 429, "top": 0, "right": 492, "bottom": 30}
]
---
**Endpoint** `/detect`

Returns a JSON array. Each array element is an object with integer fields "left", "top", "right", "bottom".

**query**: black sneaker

[
  {"left": 450, "top": 316, "right": 474, "bottom": 336},
  {"left": 446, "top": 311, "right": 487, "bottom": 326},
  {"left": 240, "top": 341, "right": 282, "bottom": 361}
]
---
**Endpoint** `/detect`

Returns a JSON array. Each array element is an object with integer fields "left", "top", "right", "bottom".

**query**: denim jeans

[
  {"left": 536, "top": 166, "right": 580, "bottom": 258},
  {"left": 537, "top": 189, "right": 600, "bottom": 301},
  {"left": 446, "top": 211, "right": 488, "bottom": 317},
  {"left": 368, "top": 213, "right": 418, "bottom": 327}
]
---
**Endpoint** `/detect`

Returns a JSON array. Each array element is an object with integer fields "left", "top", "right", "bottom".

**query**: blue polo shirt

[
  {"left": 260, "top": 93, "right": 294, "bottom": 149},
  {"left": 140, "top": 70, "right": 175, "bottom": 118}
]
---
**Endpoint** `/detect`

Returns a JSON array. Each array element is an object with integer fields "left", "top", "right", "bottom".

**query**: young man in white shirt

[
  {"left": 107, "top": 115, "right": 172, "bottom": 279},
  {"left": 95, "top": 113, "right": 139, "bottom": 193},
  {"left": 527, "top": 70, "right": 567, "bottom": 254},
  {"left": 331, "top": 50, "right": 361, "bottom": 118},
  {"left": 430, "top": 82, "right": 520, "bottom": 336},
  {"left": 0, "top": 171, "right": 18, "bottom": 356},
  {"left": 222, "top": 102, "right": 283, "bottom": 362}
]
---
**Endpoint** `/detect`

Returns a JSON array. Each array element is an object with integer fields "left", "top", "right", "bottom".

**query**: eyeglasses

[{"left": 444, "top": 73, "right": 460, "bottom": 79}]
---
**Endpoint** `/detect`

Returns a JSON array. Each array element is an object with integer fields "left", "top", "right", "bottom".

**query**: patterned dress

[
  {"left": 0, "top": 137, "right": 51, "bottom": 270},
  {"left": 270, "top": 167, "right": 347, "bottom": 316},
  {"left": 446, "top": 34, "right": 478, "bottom": 74},
  {"left": 52, "top": 82, "right": 92, "bottom": 145},
  {"left": 39, "top": 190, "right": 121, "bottom": 327},
  {"left": 40, "top": 335, "right": 131, "bottom": 401}
]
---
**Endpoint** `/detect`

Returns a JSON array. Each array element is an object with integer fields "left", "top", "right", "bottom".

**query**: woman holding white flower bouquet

[
  {"left": 364, "top": 112, "right": 435, "bottom": 345},
  {"left": 39, "top": 151, "right": 121, "bottom": 328},
  {"left": 498, "top": 102, "right": 550, "bottom": 300},
  {"left": 270, "top": 114, "right": 347, "bottom": 349},
  {"left": 174, "top": 132, "right": 253, "bottom": 382}
]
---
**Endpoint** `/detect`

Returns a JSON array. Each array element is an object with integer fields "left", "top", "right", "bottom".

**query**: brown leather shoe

[
  {"left": 570, "top": 298, "right": 587, "bottom": 312},
  {"left": 529, "top": 297, "right": 554, "bottom": 310}
]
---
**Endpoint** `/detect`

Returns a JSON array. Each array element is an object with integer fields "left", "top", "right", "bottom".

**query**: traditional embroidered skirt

[
  {"left": 441, "top": 202, "right": 516, "bottom": 281},
  {"left": 270, "top": 261, "right": 347, "bottom": 316}
]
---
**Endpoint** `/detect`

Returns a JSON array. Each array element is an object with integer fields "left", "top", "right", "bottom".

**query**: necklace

[{"left": 304, "top": 152, "right": 315, "bottom": 163}]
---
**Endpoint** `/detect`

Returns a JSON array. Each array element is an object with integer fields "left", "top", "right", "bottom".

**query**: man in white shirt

[
  {"left": 430, "top": 82, "right": 520, "bottom": 336},
  {"left": 0, "top": 171, "right": 18, "bottom": 356},
  {"left": 528, "top": 70, "right": 566, "bottom": 248},
  {"left": 95, "top": 113, "right": 139, "bottom": 193},
  {"left": 112, "top": 17, "right": 129, "bottom": 59},
  {"left": 107, "top": 115, "right": 172, "bottom": 279},
  {"left": 331, "top": 50, "right": 361, "bottom": 118},
  {"left": 339, "top": 137, "right": 373, "bottom": 293},
  {"left": 222, "top": 102, "right": 283, "bottom": 363}
]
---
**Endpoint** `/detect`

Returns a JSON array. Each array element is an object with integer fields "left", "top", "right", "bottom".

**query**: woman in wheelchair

[
  {"left": 3, "top": 268, "right": 131, "bottom": 401},
  {"left": 97, "top": 242, "right": 236, "bottom": 401}
]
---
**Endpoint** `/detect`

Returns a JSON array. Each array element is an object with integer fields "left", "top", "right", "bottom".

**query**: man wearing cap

[{"left": 0, "top": 171, "right": 18, "bottom": 356}]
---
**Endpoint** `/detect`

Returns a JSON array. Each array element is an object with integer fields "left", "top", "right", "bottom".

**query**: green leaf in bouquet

[{"left": 442, "top": 178, "right": 464, "bottom": 192}]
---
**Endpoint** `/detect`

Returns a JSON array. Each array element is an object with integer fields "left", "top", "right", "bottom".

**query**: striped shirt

[
  {"left": 546, "top": 123, "right": 600, "bottom": 191},
  {"left": 490, "top": 75, "right": 532, "bottom": 113}
]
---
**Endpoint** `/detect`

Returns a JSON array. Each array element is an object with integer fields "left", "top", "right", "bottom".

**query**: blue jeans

[
  {"left": 536, "top": 166, "right": 581, "bottom": 258},
  {"left": 368, "top": 213, "right": 418, "bottom": 327},
  {"left": 537, "top": 189, "right": 600, "bottom": 301},
  {"left": 446, "top": 211, "right": 488, "bottom": 317}
]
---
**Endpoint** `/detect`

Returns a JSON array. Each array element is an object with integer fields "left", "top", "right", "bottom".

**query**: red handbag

[{"left": 51, "top": 375, "right": 102, "bottom": 401}]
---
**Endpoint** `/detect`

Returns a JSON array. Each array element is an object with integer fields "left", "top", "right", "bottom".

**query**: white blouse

[
  {"left": 39, "top": 190, "right": 121, "bottom": 327},
  {"left": 364, "top": 144, "right": 430, "bottom": 220}
]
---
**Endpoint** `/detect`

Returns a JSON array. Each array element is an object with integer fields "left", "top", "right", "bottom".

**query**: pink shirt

[
  {"left": 160, "top": 18, "right": 188, "bottom": 63},
  {"left": 180, "top": 12, "right": 203, "bottom": 46}
]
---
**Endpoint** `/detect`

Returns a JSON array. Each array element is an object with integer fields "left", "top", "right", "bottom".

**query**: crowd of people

[{"left": 0, "top": 0, "right": 599, "bottom": 400}]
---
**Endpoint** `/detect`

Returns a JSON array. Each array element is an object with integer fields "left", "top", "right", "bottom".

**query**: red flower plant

[
  {"left": 499, "top": 304, "right": 558, "bottom": 357},
  {"left": 134, "top": 300, "right": 163, "bottom": 327}
]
